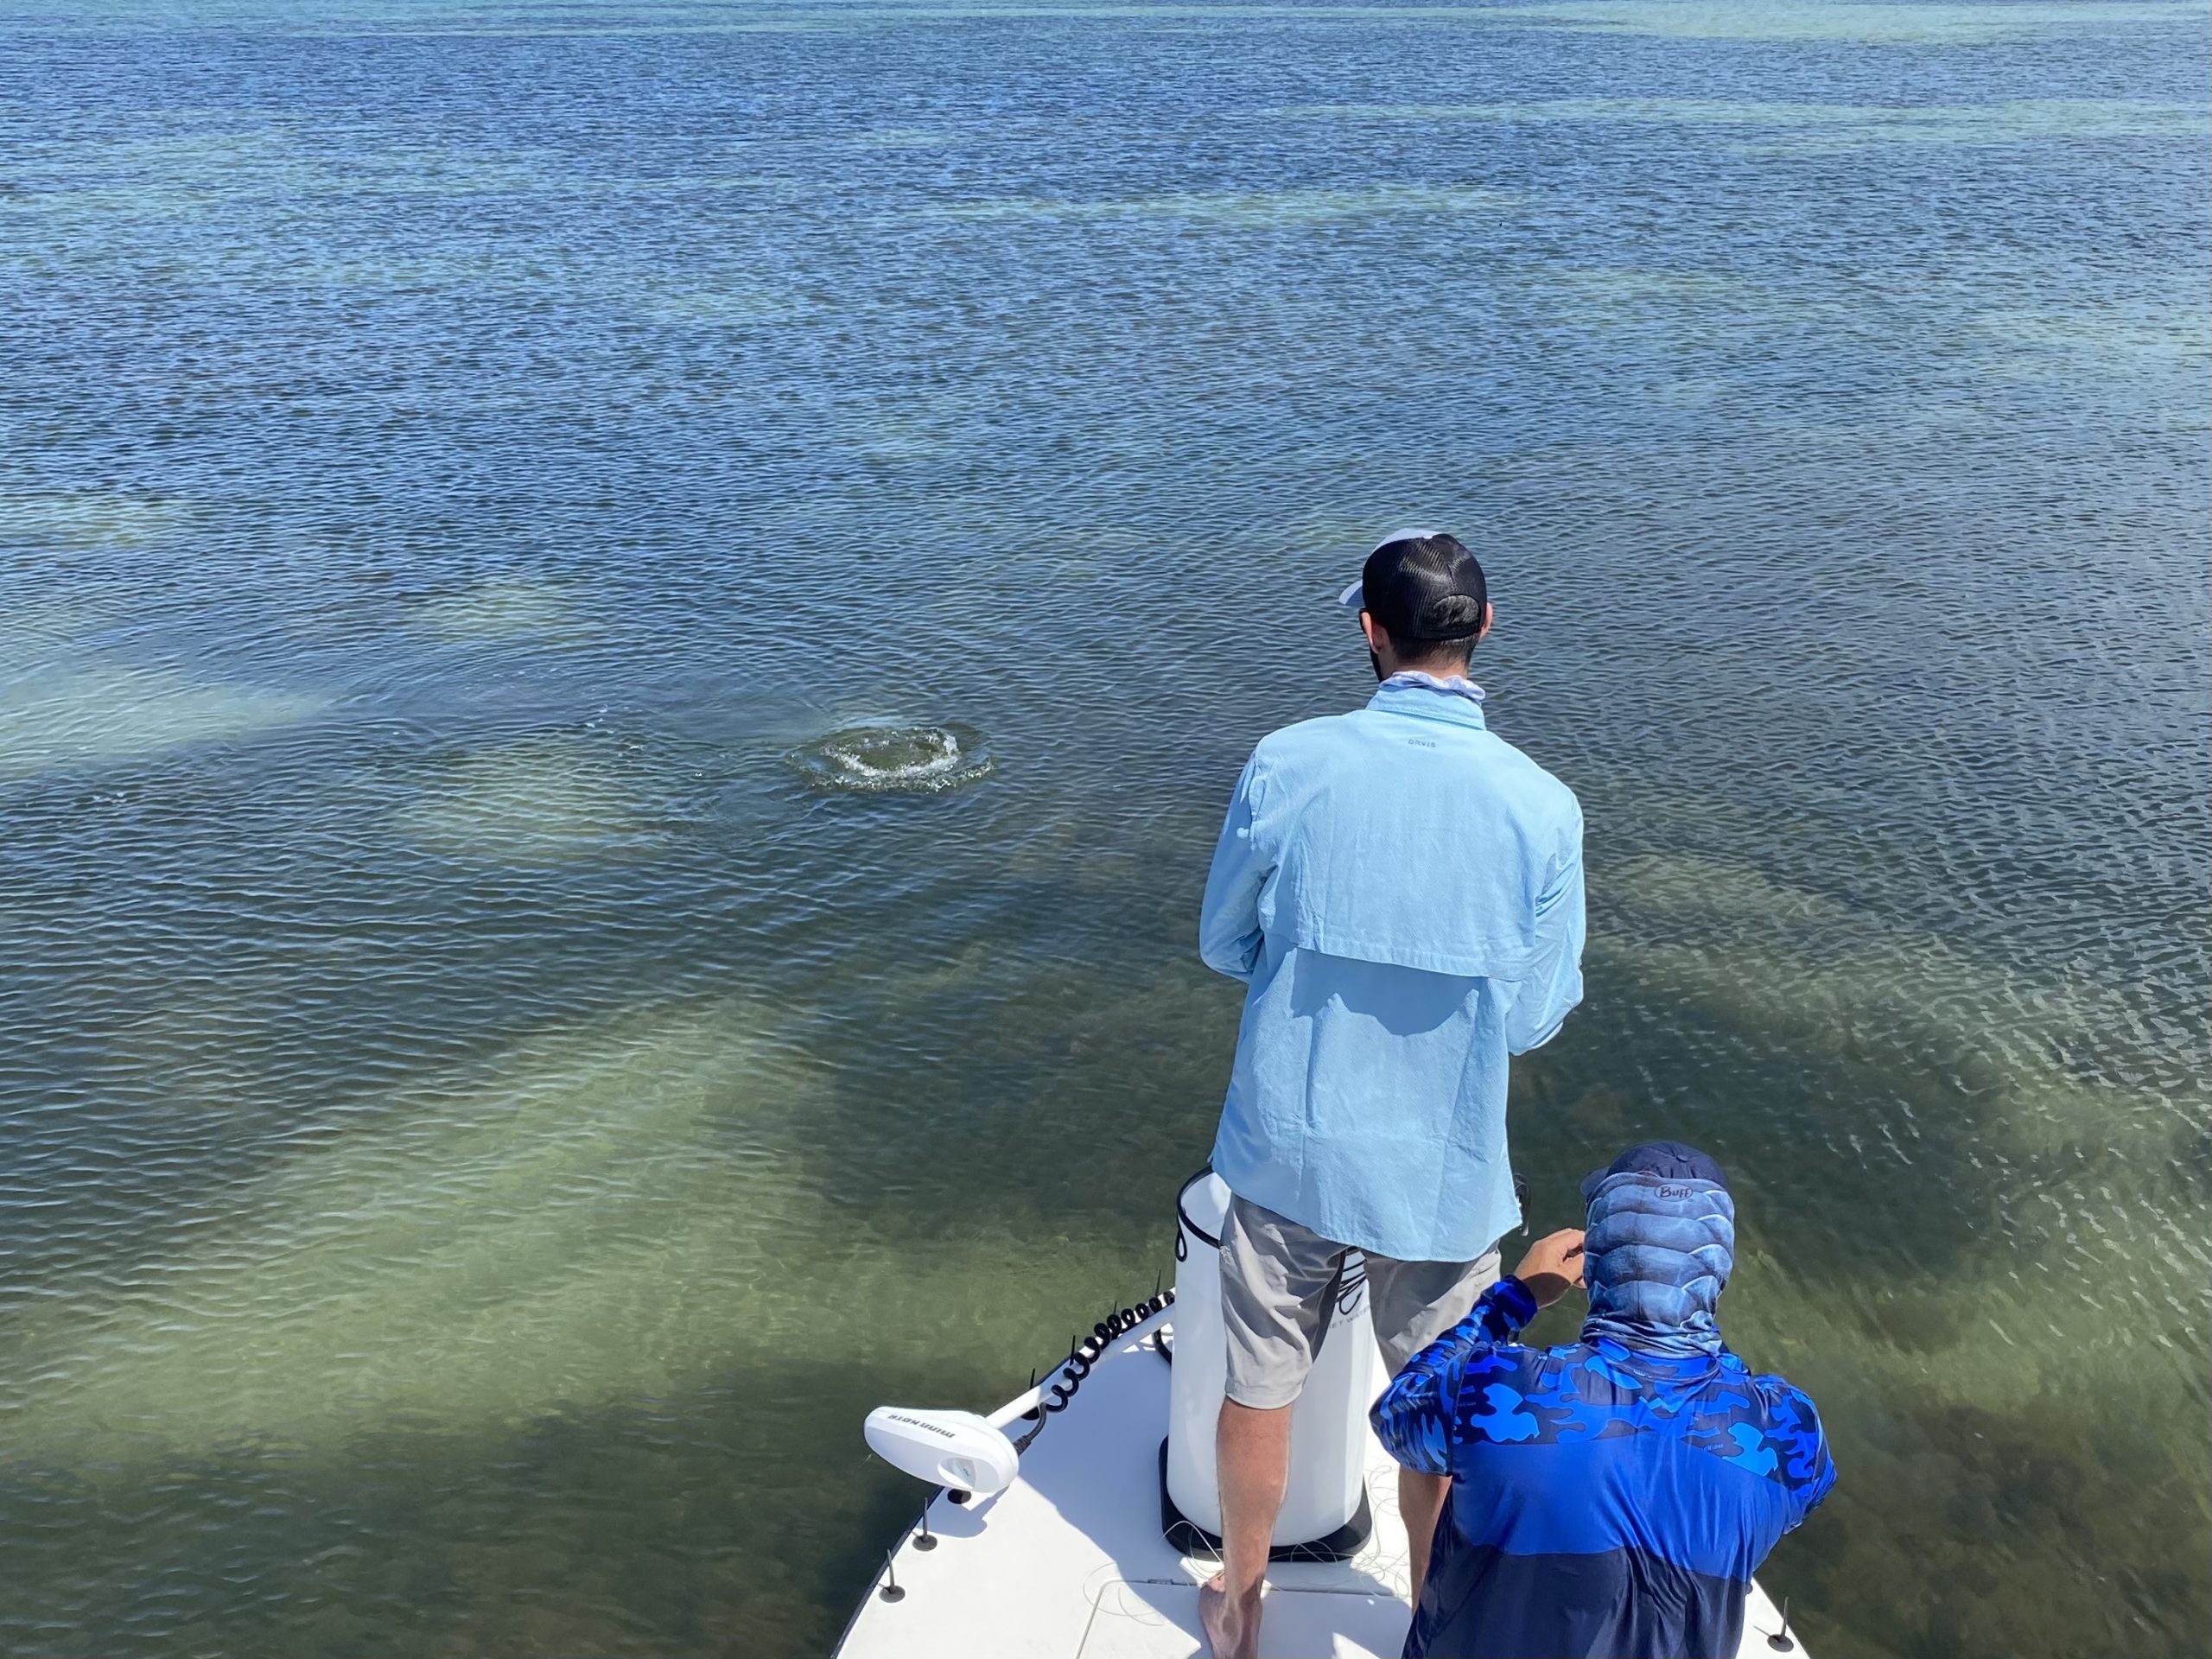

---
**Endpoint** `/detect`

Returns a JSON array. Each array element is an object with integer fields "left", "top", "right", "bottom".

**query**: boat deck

[{"left": 837, "top": 1303, "right": 1802, "bottom": 1658}]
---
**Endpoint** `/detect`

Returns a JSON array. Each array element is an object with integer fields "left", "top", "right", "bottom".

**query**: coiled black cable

[
  {"left": 1008, "top": 1288, "right": 1175, "bottom": 1452},
  {"left": 1043, "top": 1292, "right": 1174, "bottom": 1414}
]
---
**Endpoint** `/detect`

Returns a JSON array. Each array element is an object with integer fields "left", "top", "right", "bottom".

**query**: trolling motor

[
  {"left": 861, "top": 1404, "right": 1024, "bottom": 1502},
  {"left": 861, "top": 1276, "right": 1178, "bottom": 1511}
]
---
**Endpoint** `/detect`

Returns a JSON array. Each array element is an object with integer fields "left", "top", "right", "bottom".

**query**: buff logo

[{"left": 1659, "top": 1185, "right": 1688, "bottom": 1198}]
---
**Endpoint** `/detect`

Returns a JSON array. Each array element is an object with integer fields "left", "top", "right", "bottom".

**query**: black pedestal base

[{"left": 1155, "top": 1437, "right": 1374, "bottom": 1563}]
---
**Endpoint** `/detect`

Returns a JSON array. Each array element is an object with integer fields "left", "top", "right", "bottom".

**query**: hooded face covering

[{"left": 1580, "top": 1172, "right": 1736, "bottom": 1361}]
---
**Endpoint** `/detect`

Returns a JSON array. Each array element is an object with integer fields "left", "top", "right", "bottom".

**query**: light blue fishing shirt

[{"left": 1199, "top": 674, "right": 1586, "bottom": 1263}]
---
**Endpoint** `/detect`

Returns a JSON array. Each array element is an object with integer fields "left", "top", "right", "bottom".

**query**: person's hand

[{"left": 1511, "top": 1229, "right": 1586, "bottom": 1309}]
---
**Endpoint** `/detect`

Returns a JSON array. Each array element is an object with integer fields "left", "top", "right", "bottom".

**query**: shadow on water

[{"left": 0, "top": 1355, "right": 956, "bottom": 1659}]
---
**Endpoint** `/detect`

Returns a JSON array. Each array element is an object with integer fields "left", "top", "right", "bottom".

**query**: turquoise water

[{"left": 2, "top": 2, "right": 2207, "bottom": 1655}]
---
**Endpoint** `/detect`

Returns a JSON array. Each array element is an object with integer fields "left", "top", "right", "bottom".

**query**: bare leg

[
  {"left": 1397, "top": 1466, "right": 1451, "bottom": 1602},
  {"left": 1198, "top": 1399, "right": 1291, "bottom": 1659}
]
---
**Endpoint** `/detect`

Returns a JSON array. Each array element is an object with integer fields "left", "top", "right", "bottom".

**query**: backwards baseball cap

[
  {"left": 1579, "top": 1140, "right": 1731, "bottom": 1205},
  {"left": 1337, "top": 529, "right": 1489, "bottom": 645}
]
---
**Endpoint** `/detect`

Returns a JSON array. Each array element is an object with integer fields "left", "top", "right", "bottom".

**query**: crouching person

[{"left": 1372, "top": 1141, "right": 1836, "bottom": 1659}]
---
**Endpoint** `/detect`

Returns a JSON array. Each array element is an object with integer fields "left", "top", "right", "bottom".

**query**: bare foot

[{"left": 1198, "top": 1570, "right": 1262, "bottom": 1659}]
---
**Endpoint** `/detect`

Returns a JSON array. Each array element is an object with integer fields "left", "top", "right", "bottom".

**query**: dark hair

[{"left": 1383, "top": 622, "right": 1478, "bottom": 671}]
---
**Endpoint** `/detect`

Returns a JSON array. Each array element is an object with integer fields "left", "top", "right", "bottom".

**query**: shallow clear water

[{"left": 1, "top": 2, "right": 2206, "bottom": 1655}]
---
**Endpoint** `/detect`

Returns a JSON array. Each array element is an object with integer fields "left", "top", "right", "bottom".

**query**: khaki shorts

[{"left": 1219, "top": 1195, "right": 1502, "bottom": 1411}]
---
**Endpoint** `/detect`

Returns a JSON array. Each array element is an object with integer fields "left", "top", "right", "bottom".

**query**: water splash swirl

[{"left": 785, "top": 723, "right": 993, "bottom": 795}]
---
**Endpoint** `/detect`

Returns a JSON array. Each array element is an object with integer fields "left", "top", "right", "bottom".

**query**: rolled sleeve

[{"left": 1198, "top": 756, "right": 1268, "bottom": 982}]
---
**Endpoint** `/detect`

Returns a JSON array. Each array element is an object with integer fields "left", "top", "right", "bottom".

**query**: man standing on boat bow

[{"left": 1196, "top": 531, "right": 1586, "bottom": 1659}]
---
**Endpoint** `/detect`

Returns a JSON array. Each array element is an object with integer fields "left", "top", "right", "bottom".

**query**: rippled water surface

[{"left": 2, "top": 3, "right": 2207, "bottom": 1656}]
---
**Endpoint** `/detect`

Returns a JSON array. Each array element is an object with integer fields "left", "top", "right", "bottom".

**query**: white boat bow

[{"left": 839, "top": 1298, "right": 1806, "bottom": 1658}]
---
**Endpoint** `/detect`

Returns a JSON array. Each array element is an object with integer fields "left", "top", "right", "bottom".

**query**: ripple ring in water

[{"left": 786, "top": 723, "right": 993, "bottom": 794}]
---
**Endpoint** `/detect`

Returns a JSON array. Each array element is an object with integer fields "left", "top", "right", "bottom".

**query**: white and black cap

[{"left": 1338, "top": 529, "right": 1488, "bottom": 643}]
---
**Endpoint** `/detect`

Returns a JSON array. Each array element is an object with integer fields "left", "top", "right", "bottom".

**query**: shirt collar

[
  {"left": 1368, "top": 671, "right": 1490, "bottom": 728},
  {"left": 1586, "top": 1334, "right": 1735, "bottom": 1378}
]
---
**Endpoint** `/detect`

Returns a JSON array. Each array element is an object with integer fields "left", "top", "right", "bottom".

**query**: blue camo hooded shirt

[{"left": 1372, "top": 1173, "right": 1836, "bottom": 1659}]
